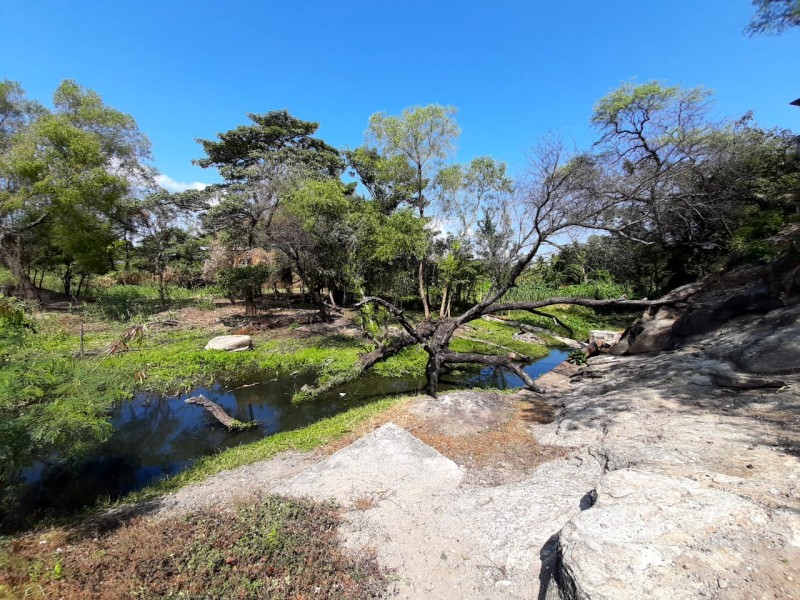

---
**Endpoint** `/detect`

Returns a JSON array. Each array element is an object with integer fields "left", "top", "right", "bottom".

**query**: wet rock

[{"left": 204, "top": 335, "right": 252, "bottom": 351}]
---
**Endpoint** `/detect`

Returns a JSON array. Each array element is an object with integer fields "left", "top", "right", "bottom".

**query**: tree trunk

[
  {"left": 62, "top": 263, "right": 73, "bottom": 296},
  {"left": 157, "top": 271, "right": 167, "bottom": 306},
  {"left": 311, "top": 289, "right": 331, "bottom": 323},
  {"left": 76, "top": 273, "right": 87, "bottom": 298},
  {"left": 425, "top": 352, "right": 443, "bottom": 398},
  {"left": 0, "top": 243, "right": 39, "bottom": 301},
  {"left": 439, "top": 283, "right": 449, "bottom": 318},
  {"left": 244, "top": 291, "right": 257, "bottom": 316},
  {"left": 419, "top": 258, "right": 430, "bottom": 320}
]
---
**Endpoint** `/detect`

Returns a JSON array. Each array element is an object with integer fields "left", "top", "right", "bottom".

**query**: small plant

[{"left": 567, "top": 349, "right": 588, "bottom": 365}]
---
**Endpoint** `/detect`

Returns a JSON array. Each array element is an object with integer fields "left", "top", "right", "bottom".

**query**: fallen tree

[{"left": 352, "top": 137, "right": 696, "bottom": 397}]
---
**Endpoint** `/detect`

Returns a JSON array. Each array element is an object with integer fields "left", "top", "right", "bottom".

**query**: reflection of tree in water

[{"left": 14, "top": 351, "right": 568, "bottom": 527}]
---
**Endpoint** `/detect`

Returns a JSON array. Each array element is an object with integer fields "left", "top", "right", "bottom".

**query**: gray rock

[
  {"left": 278, "top": 422, "right": 463, "bottom": 501},
  {"left": 589, "top": 330, "right": 621, "bottom": 348},
  {"left": 735, "top": 304, "right": 800, "bottom": 375},
  {"left": 625, "top": 306, "right": 679, "bottom": 354},
  {"left": 204, "top": 335, "right": 252, "bottom": 351},
  {"left": 557, "top": 470, "right": 771, "bottom": 600}
]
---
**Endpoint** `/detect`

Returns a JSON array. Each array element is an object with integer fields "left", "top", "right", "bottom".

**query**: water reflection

[{"left": 19, "top": 349, "right": 569, "bottom": 521}]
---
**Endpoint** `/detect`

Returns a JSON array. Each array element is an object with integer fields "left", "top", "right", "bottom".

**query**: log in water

[{"left": 185, "top": 394, "right": 256, "bottom": 430}]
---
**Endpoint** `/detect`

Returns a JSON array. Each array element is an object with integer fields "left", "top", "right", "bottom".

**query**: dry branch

[{"left": 185, "top": 395, "right": 256, "bottom": 430}]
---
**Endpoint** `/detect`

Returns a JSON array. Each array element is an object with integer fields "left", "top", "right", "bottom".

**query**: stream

[{"left": 17, "top": 348, "right": 569, "bottom": 522}]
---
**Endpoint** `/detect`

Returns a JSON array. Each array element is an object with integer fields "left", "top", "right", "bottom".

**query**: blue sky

[{"left": 3, "top": 0, "right": 798, "bottom": 190}]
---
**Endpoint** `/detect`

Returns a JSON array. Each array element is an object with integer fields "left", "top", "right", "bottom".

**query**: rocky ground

[{"left": 134, "top": 252, "right": 800, "bottom": 599}]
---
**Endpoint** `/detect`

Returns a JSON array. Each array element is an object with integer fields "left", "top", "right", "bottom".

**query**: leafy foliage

[{"left": 217, "top": 264, "right": 271, "bottom": 315}]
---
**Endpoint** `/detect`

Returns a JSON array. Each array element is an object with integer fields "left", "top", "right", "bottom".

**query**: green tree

[
  {"left": 367, "top": 105, "right": 460, "bottom": 319},
  {"left": 272, "top": 179, "right": 366, "bottom": 321},
  {"left": 0, "top": 80, "right": 151, "bottom": 300},
  {"left": 217, "top": 264, "right": 272, "bottom": 316},
  {"left": 344, "top": 146, "right": 416, "bottom": 215},
  {"left": 588, "top": 81, "right": 800, "bottom": 289},
  {"left": 747, "top": 0, "right": 800, "bottom": 34},
  {"left": 197, "top": 110, "right": 343, "bottom": 250}
]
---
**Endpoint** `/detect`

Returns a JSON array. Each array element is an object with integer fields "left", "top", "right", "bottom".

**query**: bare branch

[
  {"left": 354, "top": 296, "right": 426, "bottom": 344},
  {"left": 439, "top": 350, "right": 545, "bottom": 393}
]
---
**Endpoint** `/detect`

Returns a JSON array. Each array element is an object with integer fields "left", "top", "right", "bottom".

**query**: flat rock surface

[
  {"left": 278, "top": 422, "right": 598, "bottom": 599},
  {"left": 141, "top": 279, "right": 800, "bottom": 599}
]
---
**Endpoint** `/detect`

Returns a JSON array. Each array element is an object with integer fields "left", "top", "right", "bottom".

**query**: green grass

[
  {"left": 449, "top": 318, "right": 550, "bottom": 358},
  {"left": 498, "top": 281, "right": 631, "bottom": 303},
  {"left": 372, "top": 345, "right": 428, "bottom": 378},
  {"left": 506, "top": 305, "right": 630, "bottom": 342},
  {"left": 122, "top": 395, "right": 402, "bottom": 505}
]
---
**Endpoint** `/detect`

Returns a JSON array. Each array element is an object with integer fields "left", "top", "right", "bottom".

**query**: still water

[{"left": 19, "top": 349, "right": 569, "bottom": 520}]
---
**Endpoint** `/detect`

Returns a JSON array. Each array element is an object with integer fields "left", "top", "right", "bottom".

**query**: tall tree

[
  {"left": 0, "top": 80, "right": 151, "bottom": 299},
  {"left": 271, "top": 179, "right": 366, "bottom": 321},
  {"left": 196, "top": 110, "right": 343, "bottom": 251},
  {"left": 344, "top": 146, "right": 416, "bottom": 215},
  {"left": 587, "top": 81, "right": 800, "bottom": 288},
  {"left": 367, "top": 105, "right": 460, "bottom": 319},
  {"left": 434, "top": 156, "right": 512, "bottom": 315},
  {"left": 338, "top": 136, "right": 678, "bottom": 398}
]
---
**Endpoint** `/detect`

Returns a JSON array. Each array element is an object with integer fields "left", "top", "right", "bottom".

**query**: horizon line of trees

[{"left": 2, "top": 78, "right": 798, "bottom": 312}]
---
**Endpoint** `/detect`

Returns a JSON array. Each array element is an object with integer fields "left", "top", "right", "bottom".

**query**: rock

[
  {"left": 204, "top": 335, "right": 252, "bottom": 351},
  {"left": 277, "top": 422, "right": 463, "bottom": 501},
  {"left": 624, "top": 306, "right": 680, "bottom": 354},
  {"left": 512, "top": 331, "right": 545, "bottom": 345},
  {"left": 673, "top": 283, "right": 784, "bottom": 339},
  {"left": 557, "top": 470, "right": 771, "bottom": 600},
  {"left": 588, "top": 330, "right": 621, "bottom": 348},
  {"left": 735, "top": 304, "right": 800, "bottom": 375}
]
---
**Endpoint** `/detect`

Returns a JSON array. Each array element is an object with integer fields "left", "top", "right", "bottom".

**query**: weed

[
  {"left": 0, "top": 496, "right": 387, "bottom": 599},
  {"left": 567, "top": 349, "right": 588, "bottom": 365}
]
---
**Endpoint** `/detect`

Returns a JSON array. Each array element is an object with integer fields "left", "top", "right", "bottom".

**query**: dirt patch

[{"left": 326, "top": 390, "right": 567, "bottom": 487}]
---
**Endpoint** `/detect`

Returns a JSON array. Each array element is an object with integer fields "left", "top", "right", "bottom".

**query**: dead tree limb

[
  {"left": 476, "top": 295, "right": 688, "bottom": 320},
  {"left": 294, "top": 335, "right": 417, "bottom": 400},
  {"left": 439, "top": 351, "right": 545, "bottom": 395},
  {"left": 185, "top": 395, "right": 256, "bottom": 430}
]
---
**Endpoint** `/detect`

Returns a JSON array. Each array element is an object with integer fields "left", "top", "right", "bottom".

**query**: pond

[{"left": 16, "top": 348, "right": 569, "bottom": 524}]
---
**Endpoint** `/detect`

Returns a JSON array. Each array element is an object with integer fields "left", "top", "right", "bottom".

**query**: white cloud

[{"left": 155, "top": 174, "right": 209, "bottom": 193}]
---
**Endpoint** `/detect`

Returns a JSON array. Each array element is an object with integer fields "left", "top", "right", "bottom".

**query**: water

[{"left": 14, "top": 349, "right": 568, "bottom": 523}]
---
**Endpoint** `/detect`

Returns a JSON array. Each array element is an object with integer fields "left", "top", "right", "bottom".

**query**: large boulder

[
  {"left": 735, "top": 304, "right": 800, "bottom": 375},
  {"left": 616, "top": 305, "right": 680, "bottom": 355},
  {"left": 556, "top": 470, "right": 775, "bottom": 600},
  {"left": 204, "top": 335, "right": 252, "bottom": 351}
]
